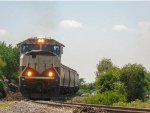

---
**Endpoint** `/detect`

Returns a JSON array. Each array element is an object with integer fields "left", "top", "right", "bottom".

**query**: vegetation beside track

[
  {"left": 71, "top": 96, "right": 150, "bottom": 109},
  {"left": 0, "top": 42, "right": 20, "bottom": 83},
  {"left": 0, "top": 42, "right": 19, "bottom": 99},
  {"left": 113, "top": 100, "right": 150, "bottom": 108},
  {"left": 0, "top": 101, "right": 14, "bottom": 109},
  {"left": 78, "top": 58, "right": 150, "bottom": 107}
]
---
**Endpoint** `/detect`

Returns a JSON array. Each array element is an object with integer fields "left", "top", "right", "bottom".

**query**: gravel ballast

[{"left": 0, "top": 101, "right": 74, "bottom": 113}]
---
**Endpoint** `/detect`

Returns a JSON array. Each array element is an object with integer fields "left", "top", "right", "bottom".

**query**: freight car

[{"left": 18, "top": 37, "right": 79, "bottom": 99}]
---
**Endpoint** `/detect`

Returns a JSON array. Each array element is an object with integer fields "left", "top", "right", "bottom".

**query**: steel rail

[
  {"left": 31, "top": 101, "right": 150, "bottom": 113},
  {"left": 63, "top": 102, "right": 150, "bottom": 113}
]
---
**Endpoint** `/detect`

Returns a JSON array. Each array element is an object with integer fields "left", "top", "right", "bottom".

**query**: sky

[{"left": 0, "top": 1, "right": 150, "bottom": 82}]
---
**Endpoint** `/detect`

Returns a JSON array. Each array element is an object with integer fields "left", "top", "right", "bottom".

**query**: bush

[
  {"left": 113, "top": 99, "right": 150, "bottom": 108},
  {"left": 120, "top": 64, "right": 146, "bottom": 101},
  {"left": 0, "top": 42, "right": 19, "bottom": 82},
  {"left": 86, "top": 91, "right": 126, "bottom": 105},
  {"left": 71, "top": 96, "right": 87, "bottom": 103}
]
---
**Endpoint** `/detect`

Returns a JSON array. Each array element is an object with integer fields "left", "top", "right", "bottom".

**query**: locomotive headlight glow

[
  {"left": 48, "top": 71, "right": 53, "bottom": 77},
  {"left": 38, "top": 38, "right": 45, "bottom": 43},
  {"left": 27, "top": 71, "right": 32, "bottom": 77}
]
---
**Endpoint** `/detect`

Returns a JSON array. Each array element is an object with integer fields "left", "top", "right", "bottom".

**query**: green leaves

[
  {"left": 96, "top": 58, "right": 119, "bottom": 76},
  {"left": 78, "top": 78, "right": 95, "bottom": 95},
  {"left": 120, "top": 64, "right": 146, "bottom": 101},
  {"left": 96, "top": 58, "right": 149, "bottom": 102},
  {"left": 87, "top": 91, "right": 126, "bottom": 105},
  {"left": 96, "top": 58, "right": 113, "bottom": 76},
  {"left": 0, "top": 41, "right": 19, "bottom": 81}
]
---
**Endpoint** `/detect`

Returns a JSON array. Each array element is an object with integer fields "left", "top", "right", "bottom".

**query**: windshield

[
  {"left": 42, "top": 44, "right": 60, "bottom": 55},
  {"left": 21, "top": 44, "right": 39, "bottom": 53},
  {"left": 21, "top": 44, "right": 60, "bottom": 55}
]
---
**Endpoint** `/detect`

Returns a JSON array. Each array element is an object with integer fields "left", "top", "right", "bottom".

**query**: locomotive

[{"left": 18, "top": 37, "right": 79, "bottom": 99}]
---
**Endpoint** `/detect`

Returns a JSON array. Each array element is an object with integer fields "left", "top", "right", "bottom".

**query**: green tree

[
  {"left": 0, "top": 56, "right": 7, "bottom": 99},
  {"left": 96, "top": 69, "right": 124, "bottom": 94},
  {"left": 0, "top": 56, "right": 6, "bottom": 69},
  {"left": 0, "top": 42, "right": 19, "bottom": 82},
  {"left": 145, "top": 72, "right": 150, "bottom": 99},
  {"left": 96, "top": 58, "right": 123, "bottom": 93},
  {"left": 78, "top": 78, "right": 95, "bottom": 95},
  {"left": 120, "top": 64, "right": 146, "bottom": 101},
  {"left": 79, "top": 78, "right": 86, "bottom": 86},
  {"left": 0, "top": 56, "right": 6, "bottom": 80},
  {"left": 96, "top": 58, "right": 118, "bottom": 76}
]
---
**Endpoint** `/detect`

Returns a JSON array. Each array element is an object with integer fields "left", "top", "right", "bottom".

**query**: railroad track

[{"left": 31, "top": 100, "right": 150, "bottom": 113}]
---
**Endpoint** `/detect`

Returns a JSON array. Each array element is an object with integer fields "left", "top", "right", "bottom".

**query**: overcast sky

[{"left": 0, "top": 1, "right": 150, "bottom": 82}]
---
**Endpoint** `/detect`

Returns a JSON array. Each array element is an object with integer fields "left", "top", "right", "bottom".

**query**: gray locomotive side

[{"left": 60, "top": 65, "right": 79, "bottom": 94}]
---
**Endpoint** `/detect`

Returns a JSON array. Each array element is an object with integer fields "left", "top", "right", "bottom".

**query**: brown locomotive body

[{"left": 18, "top": 37, "right": 79, "bottom": 99}]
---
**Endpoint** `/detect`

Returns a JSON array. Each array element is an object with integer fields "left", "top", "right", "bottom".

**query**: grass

[
  {"left": 0, "top": 101, "right": 14, "bottom": 109},
  {"left": 71, "top": 96, "right": 88, "bottom": 103},
  {"left": 71, "top": 96, "right": 150, "bottom": 109},
  {"left": 113, "top": 100, "right": 150, "bottom": 109}
]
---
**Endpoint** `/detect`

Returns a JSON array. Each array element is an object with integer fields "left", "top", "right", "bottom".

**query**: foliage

[
  {"left": 71, "top": 96, "right": 150, "bottom": 108},
  {"left": 79, "top": 78, "right": 86, "bottom": 86},
  {"left": 113, "top": 81, "right": 126, "bottom": 95},
  {"left": 120, "top": 64, "right": 146, "bottom": 101},
  {"left": 0, "top": 56, "right": 6, "bottom": 91},
  {"left": 96, "top": 58, "right": 118, "bottom": 76},
  {"left": 0, "top": 80, "right": 5, "bottom": 89},
  {"left": 0, "top": 56, "right": 6, "bottom": 81},
  {"left": 0, "top": 42, "right": 20, "bottom": 82},
  {"left": 0, "top": 102, "right": 14, "bottom": 109},
  {"left": 95, "top": 58, "right": 149, "bottom": 103},
  {"left": 96, "top": 69, "right": 121, "bottom": 93},
  {"left": 71, "top": 96, "right": 88, "bottom": 103},
  {"left": 86, "top": 91, "right": 126, "bottom": 105},
  {"left": 145, "top": 72, "right": 150, "bottom": 99},
  {"left": 113, "top": 99, "right": 150, "bottom": 108},
  {"left": 78, "top": 78, "right": 95, "bottom": 95},
  {"left": 0, "top": 56, "right": 6, "bottom": 69}
]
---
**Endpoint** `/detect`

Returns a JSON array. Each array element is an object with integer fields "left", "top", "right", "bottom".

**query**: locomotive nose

[{"left": 35, "top": 82, "right": 44, "bottom": 92}]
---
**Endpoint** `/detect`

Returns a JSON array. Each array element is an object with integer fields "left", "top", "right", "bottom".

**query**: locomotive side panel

[
  {"left": 70, "top": 71, "right": 75, "bottom": 87},
  {"left": 74, "top": 73, "right": 78, "bottom": 87},
  {"left": 60, "top": 67, "right": 65, "bottom": 86},
  {"left": 63, "top": 68, "right": 69, "bottom": 87},
  {"left": 61, "top": 65, "right": 78, "bottom": 88},
  {"left": 77, "top": 74, "right": 79, "bottom": 87}
]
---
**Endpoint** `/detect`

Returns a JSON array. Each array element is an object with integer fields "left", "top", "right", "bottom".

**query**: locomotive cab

[{"left": 19, "top": 38, "right": 64, "bottom": 59}]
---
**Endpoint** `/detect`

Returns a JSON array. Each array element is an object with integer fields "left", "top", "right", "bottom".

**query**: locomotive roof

[
  {"left": 17, "top": 37, "right": 65, "bottom": 47},
  {"left": 62, "top": 64, "right": 78, "bottom": 74}
]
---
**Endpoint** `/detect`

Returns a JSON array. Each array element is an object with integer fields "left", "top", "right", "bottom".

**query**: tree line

[
  {"left": 0, "top": 41, "right": 20, "bottom": 83},
  {"left": 79, "top": 58, "right": 150, "bottom": 104}
]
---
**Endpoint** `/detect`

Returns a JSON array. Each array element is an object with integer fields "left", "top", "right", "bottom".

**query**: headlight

[
  {"left": 38, "top": 38, "right": 45, "bottom": 43},
  {"left": 27, "top": 71, "right": 32, "bottom": 77},
  {"left": 48, "top": 71, "right": 53, "bottom": 77},
  {"left": 22, "top": 67, "right": 38, "bottom": 77},
  {"left": 48, "top": 71, "right": 55, "bottom": 79}
]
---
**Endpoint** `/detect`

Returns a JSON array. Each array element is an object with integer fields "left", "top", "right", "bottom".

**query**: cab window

[
  {"left": 42, "top": 44, "right": 60, "bottom": 55},
  {"left": 53, "top": 45, "right": 60, "bottom": 55},
  {"left": 21, "top": 44, "right": 39, "bottom": 53}
]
